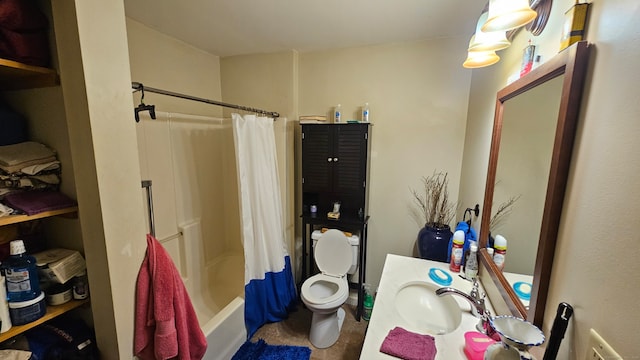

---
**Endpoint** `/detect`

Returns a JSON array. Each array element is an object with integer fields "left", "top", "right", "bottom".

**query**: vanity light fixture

[
  {"left": 469, "top": 11, "right": 511, "bottom": 52},
  {"left": 463, "top": 40, "right": 501, "bottom": 68},
  {"left": 482, "top": 0, "right": 538, "bottom": 32}
]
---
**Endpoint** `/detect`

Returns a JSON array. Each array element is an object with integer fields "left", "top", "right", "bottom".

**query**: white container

[
  {"left": 0, "top": 276, "right": 12, "bottom": 333},
  {"left": 493, "top": 234, "right": 508, "bottom": 271},
  {"left": 362, "top": 102, "right": 370, "bottom": 122},
  {"left": 8, "top": 291, "right": 46, "bottom": 326},
  {"left": 334, "top": 104, "right": 342, "bottom": 123},
  {"left": 45, "top": 283, "right": 73, "bottom": 305}
]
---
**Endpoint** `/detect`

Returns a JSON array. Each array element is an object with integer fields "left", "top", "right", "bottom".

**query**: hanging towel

[
  {"left": 134, "top": 234, "right": 207, "bottom": 360},
  {"left": 380, "top": 327, "right": 437, "bottom": 360}
]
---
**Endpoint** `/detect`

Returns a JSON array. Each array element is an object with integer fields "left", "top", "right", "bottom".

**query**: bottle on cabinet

[
  {"left": 361, "top": 102, "right": 370, "bottom": 122},
  {"left": 334, "top": 104, "right": 342, "bottom": 123}
]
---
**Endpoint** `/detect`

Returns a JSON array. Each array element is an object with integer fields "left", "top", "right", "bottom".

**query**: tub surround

[{"left": 360, "top": 254, "right": 495, "bottom": 359}]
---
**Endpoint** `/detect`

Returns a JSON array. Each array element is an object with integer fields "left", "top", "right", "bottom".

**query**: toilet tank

[{"left": 312, "top": 230, "right": 359, "bottom": 275}]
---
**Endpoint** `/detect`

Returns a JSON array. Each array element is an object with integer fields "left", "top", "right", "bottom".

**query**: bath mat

[{"left": 231, "top": 339, "right": 311, "bottom": 360}]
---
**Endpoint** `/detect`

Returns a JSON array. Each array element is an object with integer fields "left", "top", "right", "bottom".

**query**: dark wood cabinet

[
  {"left": 301, "top": 123, "right": 371, "bottom": 221},
  {"left": 300, "top": 123, "right": 371, "bottom": 321}
]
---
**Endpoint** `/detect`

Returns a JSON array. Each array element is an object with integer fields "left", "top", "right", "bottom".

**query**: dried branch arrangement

[
  {"left": 489, "top": 195, "right": 522, "bottom": 232},
  {"left": 410, "top": 171, "right": 457, "bottom": 228}
]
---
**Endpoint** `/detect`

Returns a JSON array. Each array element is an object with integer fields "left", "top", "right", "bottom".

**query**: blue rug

[{"left": 231, "top": 339, "right": 311, "bottom": 360}]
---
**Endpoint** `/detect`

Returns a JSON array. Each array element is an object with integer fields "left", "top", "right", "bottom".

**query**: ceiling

[{"left": 124, "top": 0, "right": 487, "bottom": 57}]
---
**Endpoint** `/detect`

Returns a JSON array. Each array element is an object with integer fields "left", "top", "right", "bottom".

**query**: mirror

[{"left": 479, "top": 41, "right": 591, "bottom": 326}]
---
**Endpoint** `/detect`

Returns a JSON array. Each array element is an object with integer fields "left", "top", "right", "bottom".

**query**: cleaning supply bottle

[
  {"left": 361, "top": 102, "right": 370, "bottom": 122},
  {"left": 493, "top": 235, "right": 507, "bottom": 271},
  {"left": 464, "top": 244, "right": 478, "bottom": 280},
  {"left": 334, "top": 104, "right": 342, "bottom": 123},
  {"left": 363, "top": 284, "right": 374, "bottom": 321},
  {"left": 449, "top": 230, "right": 465, "bottom": 272},
  {"left": 2, "top": 240, "right": 41, "bottom": 302}
]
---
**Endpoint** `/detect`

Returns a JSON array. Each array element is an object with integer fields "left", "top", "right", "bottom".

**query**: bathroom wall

[
  {"left": 50, "top": 1, "right": 148, "bottom": 357},
  {"left": 220, "top": 38, "right": 473, "bottom": 290},
  {"left": 298, "top": 38, "right": 472, "bottom": 288},
  {"left": 460, "top": 0, "right": 640, "bottom": 357},
  {"left": 126, "top": 17, "right": 224, "bottom": 238}
]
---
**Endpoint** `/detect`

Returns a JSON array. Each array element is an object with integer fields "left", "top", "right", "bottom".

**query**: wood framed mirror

[{"left": 478, "top": 41, "right": 591, "bottom": 327}]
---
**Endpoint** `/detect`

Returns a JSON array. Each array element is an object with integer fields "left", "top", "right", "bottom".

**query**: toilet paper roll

[{"left": 0, "top": 276, "right": 12, "bottom": 333}]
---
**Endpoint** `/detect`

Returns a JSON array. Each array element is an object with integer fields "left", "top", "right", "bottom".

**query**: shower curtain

[{"left": 231, "top": 113, "right": 297, "bottom": 338}]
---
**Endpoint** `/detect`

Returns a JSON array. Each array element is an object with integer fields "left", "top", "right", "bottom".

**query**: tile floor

[{"left": 251, "top": 301, "right": 368, "bottom": 360}]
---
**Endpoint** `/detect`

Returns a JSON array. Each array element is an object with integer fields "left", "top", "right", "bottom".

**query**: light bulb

[{"left": 482, "top": 0, "right": 537, "bottom": 32}]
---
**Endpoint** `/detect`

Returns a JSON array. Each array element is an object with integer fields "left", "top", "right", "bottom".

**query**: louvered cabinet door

[
  {"left": 301, "top": 125, "right": 332, "bottom": 193},
  {"left": 333, "top": 124, "right": 368, "bottom": 195}
]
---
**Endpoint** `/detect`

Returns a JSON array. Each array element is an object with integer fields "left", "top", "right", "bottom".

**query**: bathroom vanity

[{"left": 359, "top": 254, "right": 495, "bottom": 359}]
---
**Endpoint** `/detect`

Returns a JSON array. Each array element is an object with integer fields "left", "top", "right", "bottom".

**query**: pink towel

[
  {"left": 380, "top": 327, "right": 437, "bottom": 360},
  {"left": 135, "top": 234, "right": 207, "bottom": 360}
]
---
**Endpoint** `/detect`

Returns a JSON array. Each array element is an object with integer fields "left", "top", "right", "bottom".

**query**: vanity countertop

[{"left": 359, "top": 254, "right": 495, "bottom": 359}]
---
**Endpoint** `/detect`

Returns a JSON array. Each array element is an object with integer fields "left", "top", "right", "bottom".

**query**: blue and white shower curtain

[{"left": 232, "top": 113, "right": 297, "bottom": 338}]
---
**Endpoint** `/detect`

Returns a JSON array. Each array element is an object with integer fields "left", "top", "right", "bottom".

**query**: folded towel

[
  {"left": 20, "top": 160, "right": 60, "bottom": 175},
  {"left": 0, "top": 142, "right": 56, "bottom": 174},
  {"left": 380, "top": 327, "right": 437, "bottom": 360},
  {"left": 3, "top": 190, "right": 76, "bottom": 215}
]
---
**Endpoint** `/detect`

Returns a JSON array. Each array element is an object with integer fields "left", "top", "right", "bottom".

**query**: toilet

[{"left": 301, "top": 229, "right": 359, "bottom": 348}]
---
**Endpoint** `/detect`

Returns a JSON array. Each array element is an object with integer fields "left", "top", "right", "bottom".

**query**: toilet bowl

[{"left": 301, "top": 229, "right": 353, "bottom": 348}]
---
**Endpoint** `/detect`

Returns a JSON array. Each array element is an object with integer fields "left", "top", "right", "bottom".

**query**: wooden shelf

[
  {"left": 0, "top": 58, "right": 59, "bottom": 90},
  {"left": 0, "top": 206, "right": 78, "bottom": 227},
  {"left": 0, "top": 299, "right": 89, "bottom": 342}
]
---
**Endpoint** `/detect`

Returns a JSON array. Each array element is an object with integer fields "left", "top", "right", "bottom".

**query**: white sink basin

[{"left": 394, "top": 281, "right": 462, "bottom": 334}]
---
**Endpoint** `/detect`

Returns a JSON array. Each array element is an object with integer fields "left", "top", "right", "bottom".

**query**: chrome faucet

[
  {"left": 436, "top": 284, "right": 486, "bottom": 318},
  {"left": 436, "top": 279, "right": 492, "bottom": 334}
]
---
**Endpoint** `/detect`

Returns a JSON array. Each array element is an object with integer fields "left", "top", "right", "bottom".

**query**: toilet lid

[{"left": 315, "top": 229, "right": 352, "bottom": 277}]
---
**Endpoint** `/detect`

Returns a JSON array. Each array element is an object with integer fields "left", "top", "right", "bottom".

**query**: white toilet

[{"left": 301, "top": 229, "right": 359, "bottom": 348}]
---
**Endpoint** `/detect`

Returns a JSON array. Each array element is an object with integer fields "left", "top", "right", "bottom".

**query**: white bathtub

[
  {"left": 200, "top": 296, "right": 246, "bottom": 360},
  {"left": 175, "top": 222, "right": 247, "bottom": 360}
]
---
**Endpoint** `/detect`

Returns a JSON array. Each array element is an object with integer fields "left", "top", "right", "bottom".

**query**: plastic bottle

[
  {"left": 449, "top": 230, "right": 465, "bottom": 272},
  {"left": 362, "top": 102, "right": 370, "bottom": 122},
  {"left": 464, "top": 244, "right": 478, "bottom": 280},
  {"left": 493, "top": 235, "right": 507, "bottom": 271},
  {"left": 363, "top": 284, "right": 374, "bottom": 321},
  {"left": 334, "top": 104, "right": 342, "bottom": 123},
  {"left": 2, "top": 240, "right": 41, "bottom": 302}
]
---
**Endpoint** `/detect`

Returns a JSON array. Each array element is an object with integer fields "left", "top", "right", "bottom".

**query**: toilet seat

[
  {"left": 301, "top": 274, "right": 348, "bottom": 306},
  {"left": 314, "top": 229, "right": 352, "bottom": 277}
]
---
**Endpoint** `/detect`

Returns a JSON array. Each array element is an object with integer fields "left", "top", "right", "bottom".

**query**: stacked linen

[
  {"left": 0, "top": 141, "right": 71, "bottom": 217},
  {"left": 0, "top": 141, "right": 61, "bottom": 198}
]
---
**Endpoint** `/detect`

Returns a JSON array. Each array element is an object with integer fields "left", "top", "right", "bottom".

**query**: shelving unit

[
  {"left": 0, "top": 57, "right": 87, "bottom": 344},
  {"left": 300, "top": 123, "right": 372, "bottom": 321},
  {"left": 0, "top": 299, "right": 89, "bottom": 343},
  {"left": 0, "top": 207, "right": 78, "bottom": 227},
  {"left": 0, "top": 58, "right": 59, "bottom": 90}
]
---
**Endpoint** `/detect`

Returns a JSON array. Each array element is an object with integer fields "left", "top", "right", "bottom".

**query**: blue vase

[{"left": 417, "top": 225, "right": 452, "bottom": 263}]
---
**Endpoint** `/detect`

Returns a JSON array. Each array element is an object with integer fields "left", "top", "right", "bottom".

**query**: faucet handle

[{"left": 469, "top": 278, "right": 480, "bottom": 299}]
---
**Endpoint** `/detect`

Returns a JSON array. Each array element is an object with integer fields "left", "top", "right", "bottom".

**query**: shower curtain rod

[{"left": 131, "top": 82, "right": 280, "bottom": 119}]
